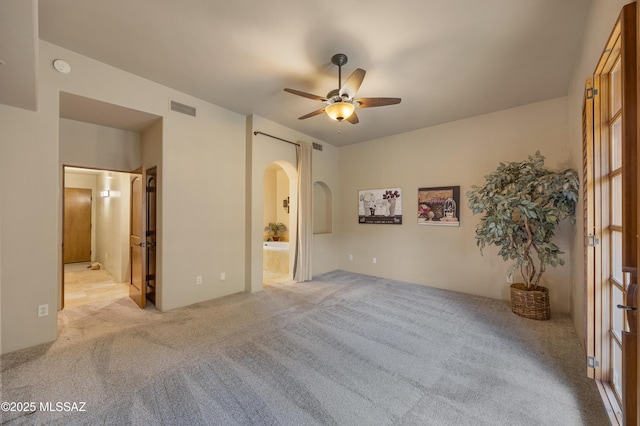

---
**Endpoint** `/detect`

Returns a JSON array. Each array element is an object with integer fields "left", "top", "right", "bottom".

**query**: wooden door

[
  {"left": 635, "top": 2, "right": 640, "bottom": 420},
  {"left": 621, "top": 282, "right": 637, "bottom": 426},
  {"left": 146, "top": 167, "right": 157, "bottom": 305},
  {"left": 129, "top": 168, "right": 147, "bottom": 308},
  {"left": 584, "top": 4, "right": 638, "bottom": 423},
  {"left": 63, "top": 188, "right": 92, "bottom": 263}
]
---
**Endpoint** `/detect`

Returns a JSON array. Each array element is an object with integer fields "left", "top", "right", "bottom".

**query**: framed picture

[
  {"left": 358, "top": 188, "right": 402, "bottom": 224},
  {"left": 417, "top": 186, "right": 460, "bottom": 226}
]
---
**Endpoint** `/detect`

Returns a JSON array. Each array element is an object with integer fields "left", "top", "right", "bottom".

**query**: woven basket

[{"left": 510, "top": 283, "right": 550, "bottom": 320}]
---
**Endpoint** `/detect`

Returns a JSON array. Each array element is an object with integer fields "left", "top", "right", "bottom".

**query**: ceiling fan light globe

[{"left": 325, "top": 101, "right": 355, "bottom": 121}]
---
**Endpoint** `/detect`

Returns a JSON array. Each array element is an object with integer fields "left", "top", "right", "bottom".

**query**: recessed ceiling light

[{"left": 53, "top": 59, "right": 71, "bottom": 74}]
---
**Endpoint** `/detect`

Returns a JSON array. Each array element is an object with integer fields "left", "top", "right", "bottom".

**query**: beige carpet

[{"left": 1, "top": 270, "right": 608, "bottom": 425}]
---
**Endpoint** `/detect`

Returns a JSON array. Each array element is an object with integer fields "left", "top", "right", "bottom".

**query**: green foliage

[
  {"left": 264, "top": 222, "right": 288, "bottom": 237},
  {"left": 466, "top": 152, "right": 579, "bottom": 289}
]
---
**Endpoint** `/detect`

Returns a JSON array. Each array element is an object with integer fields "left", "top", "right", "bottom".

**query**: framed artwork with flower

[
  {"left": 358, "top": 188, "right": 402, "bottom": 224},
  {"left": 418, "top": 186, "right": 460, "bottom": 226}
]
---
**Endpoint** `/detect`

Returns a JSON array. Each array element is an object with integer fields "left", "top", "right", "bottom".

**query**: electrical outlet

[
  {"left": 38, "top": 304, "right": 49, "bottom": 317},
  {"left": 372, "top": 257, "right": 377, "bottom": 264},
  {"left": 196, "top": 275, "right": 203, "bottom": 285},
  {"left": 220, "top": 272, "right": 226, "bottom": 281},
  {"left": 349, "top": 254, "right": 353, "bottom": 261}
]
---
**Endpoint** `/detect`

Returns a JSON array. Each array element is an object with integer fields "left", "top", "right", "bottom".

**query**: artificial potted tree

[
  {"left": 264, "top": 222, "right": 287, "bottom": 241},
  {"left": 466, "top": 151, "right": 579, "bottom": 320}
]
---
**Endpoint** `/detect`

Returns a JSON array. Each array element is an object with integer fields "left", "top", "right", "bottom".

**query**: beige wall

[
  {"left": 338, "top": 97, "right": 574, "bottom": 310},
  {"left": 313, "top": 182, "right": 331, "bottom": 235},
  {"left": 1, "top": 101, "right": 59, "bottom": 353},
  {"left": 60, "top": 118, "right": 142, "bottom": 171},
  {"left": 276, "top": 169, "right": 290, "bottom": 230},
  {"left": 0, "top": 1, "right": 55, "bottom": 353},
  {"left": 95, "top": 171, "right": 130, "bottom": 282},
  {"left": 566, "top": 0, "right": 633, "bottom": 346},
  {"left": 160, "top": 97, "right": 246, "bottom": 311},
  {"left": 263, "top": 167, "right": 277, "bottom": 233},
  {"left": 311, "top": 143, "right": 340, "bottom": 276}
]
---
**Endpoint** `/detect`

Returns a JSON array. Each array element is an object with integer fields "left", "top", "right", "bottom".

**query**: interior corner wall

[
  {"left": 565, "top": 0, "right": 633, "bottom": 346},
  {"left": 338, "top": 97, "right": 574, "bottom": 311},
  {"left": 0, "top": 40, "right": 246, "bottom": 354}
]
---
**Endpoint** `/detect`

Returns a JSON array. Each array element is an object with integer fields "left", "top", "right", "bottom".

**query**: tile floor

[
  {"left": 64, "top": 262, "right": 129, "bottom": 308},
  {"left": 262, "top": 270, "right": 291, "bottom": 286},
  {"left": 64, "top": 263, "right": 290, "bottom": 309}
]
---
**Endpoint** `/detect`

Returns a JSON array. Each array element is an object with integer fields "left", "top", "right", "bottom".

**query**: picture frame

[
  {"left": 358, "top": 188, "right": 402, "bottom": 224},
  {"left": 417, "top": 186, "right": 460, "bottom": 226}
]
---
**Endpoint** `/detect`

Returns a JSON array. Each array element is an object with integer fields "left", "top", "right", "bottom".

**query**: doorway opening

[
  {"left": 63, "top": 167, "right": 132, "bottom": 308},
  {"left": 263, "top": 162, "right": 296, "bottom": 285},
  {"left": 58, "top": 92, "right": 163, "bottom": 315}
]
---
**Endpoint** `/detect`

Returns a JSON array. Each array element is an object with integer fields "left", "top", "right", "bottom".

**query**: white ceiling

[{"left": 5, "top": 0, "right": 593, "bottom": 146}]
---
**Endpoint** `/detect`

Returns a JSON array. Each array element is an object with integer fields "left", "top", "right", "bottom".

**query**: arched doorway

[{"left": 262, "top": 161, "right": 297, "bottom": 285}]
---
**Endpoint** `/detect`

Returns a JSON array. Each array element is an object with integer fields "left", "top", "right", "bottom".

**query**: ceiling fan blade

[
  {"left": 284, "top": 88, "right": 326, "bottom": 102},
  {"left": 346, "top": 111, "right": 359, "bottom": 124},
  {"left": 298, "top": 108, "right": 326, "bottom": 120},
  {"left": 339, "top": 68, "right": 366, "bottom": 99},
  {"left": 356, "top": 97, "right": 402, "bottom": 108}
]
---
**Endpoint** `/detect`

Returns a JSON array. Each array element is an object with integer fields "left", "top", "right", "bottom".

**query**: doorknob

[
  {"left": 135, "top": 242, "right": 146, "bottom": 247},
  {"left": 617, "top": 304, "right": 638, "bottom": 312}
]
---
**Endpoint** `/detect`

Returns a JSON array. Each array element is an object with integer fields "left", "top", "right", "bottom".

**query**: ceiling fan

[{"left": 284, "top": 53, "right": 401, "bottom": 124}]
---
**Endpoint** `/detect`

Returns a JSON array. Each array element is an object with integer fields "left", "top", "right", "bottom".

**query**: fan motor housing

[{"left": 331, "top": 53, "right": 348, "bottom": 67}]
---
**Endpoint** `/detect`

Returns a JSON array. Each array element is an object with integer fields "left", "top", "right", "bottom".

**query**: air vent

[
  {"left": 312, "top": 142, "right": 323, "bottom": 151},
  {"left": 170, "top": 100, "right": 196, "bottom": 117}
]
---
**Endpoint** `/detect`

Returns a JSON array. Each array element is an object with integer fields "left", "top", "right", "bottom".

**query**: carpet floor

[{"left": 1, "top": 270, "right": 608, "bottom": 425}]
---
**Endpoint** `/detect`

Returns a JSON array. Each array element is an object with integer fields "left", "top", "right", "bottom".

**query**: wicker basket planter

[{"left": 510, "top": 283, "right": 550, "bottom": 320}]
